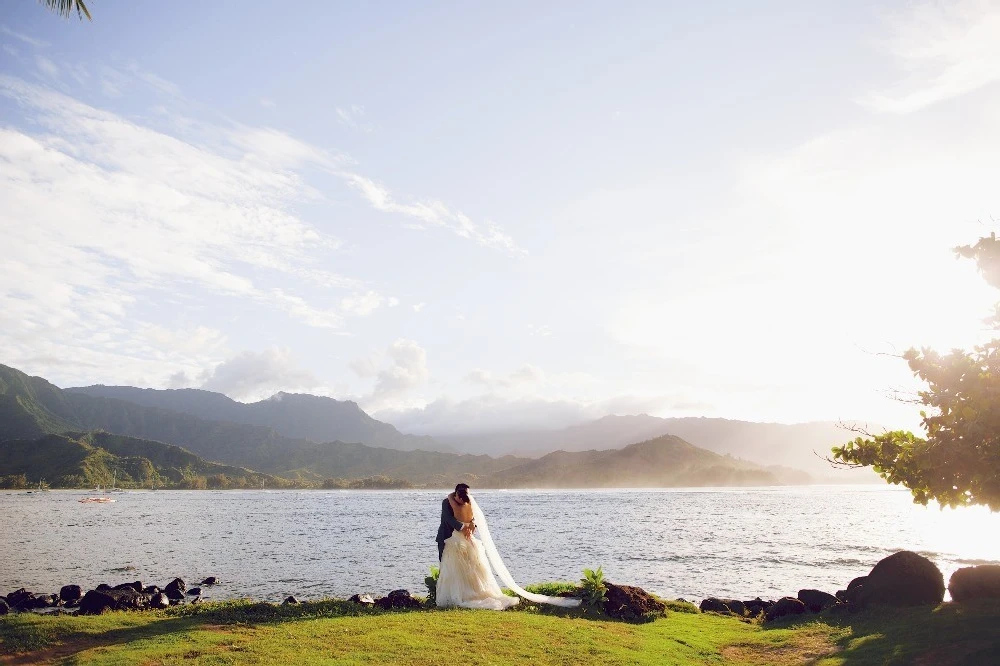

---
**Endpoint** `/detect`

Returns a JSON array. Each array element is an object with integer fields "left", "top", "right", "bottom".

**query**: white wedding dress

[{"left": 435, "top": 495, "right": 581, "bottom": 610}]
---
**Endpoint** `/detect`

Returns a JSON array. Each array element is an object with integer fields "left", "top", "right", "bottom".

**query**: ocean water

[{"left": 2, "top": 486, "right": 998, "bottom": 603}]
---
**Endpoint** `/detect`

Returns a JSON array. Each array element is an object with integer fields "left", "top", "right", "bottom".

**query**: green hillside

[
  {"left": 0, "top": 432, "right": 279, "bottom": 489},
  {"left": 0, "top": 364, "right": 526, "bottom": 485},
  {"left": 482, "top": 434, "right": 781, "bottom": 488}
]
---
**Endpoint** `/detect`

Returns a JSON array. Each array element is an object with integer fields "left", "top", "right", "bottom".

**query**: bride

[{"left": 435, "top": 484, "right": 581, "bottom": 610}]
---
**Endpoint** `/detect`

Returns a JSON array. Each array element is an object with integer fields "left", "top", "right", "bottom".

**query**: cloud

[
  {"left": 199, "top": 348, "right": 321, "bottom": 401},
  {"left": 140, "top": 324, "right": 227, "bottom": 356},
  {"left": 166, "top": 370, "right": 194, "bottom": 389},
  {"left": 344, "top": 173, "right": 523, "bottom": 253},
  {"left": 336, "top": 105, "right": 373, "bottom": 133},
  {"left": 0, "top": 73, "right": 356, "bottom": 389},
  {"left": 413, "top": 302, "right": 426, "bottom": 312},
  {"left": 527, "top": 324, "right": 552, "bottom": 337},
  {"left": 359, "top": 339, "right": 429, "bottom": 411},
  {"left": 379, "top": 393, "right": 701, "bottom": 435},
  {"left": 1, "top": 26, "right": 49, "bottom": 48},
  {"left": 387, "top": 297, "right": 400, "bottom": 308},
  {"left": 341, "top": 290, "right": 383, "bottom": 316},
  {"left": 35, "top": 55, "right": 58, "bottom": 78},
  {"left": 864, "top": 0, "right": 1000, "bottom": 113},
  {"left": 260, "top": 97, "right": 276, "bottom": 109},
  {"left": 466, "top": 363, "right": 543, "bottom": 390}
]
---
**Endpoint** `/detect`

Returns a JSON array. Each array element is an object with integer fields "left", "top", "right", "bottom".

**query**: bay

[{"left": 2, "top": 486, "right": 998, "bottom": 603}]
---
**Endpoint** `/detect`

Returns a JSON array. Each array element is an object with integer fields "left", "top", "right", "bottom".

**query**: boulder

[
  {"left": 0, "top": 599, "right": 8, "bottom": 615},
  {"left": 187, "top": 587, "right": 202, "bottom": 597},
  {"left": 283, "top": 596, "right": 300, "bottom": 605},
  {"left": 114, "top": 582, "right": 142, "bottom": 592},
  {"left": 78, "top": 588, "right": 151, "bottom": 615},
  {"left": 200, "top": 577, "right": 218, "bottom": 586},
  {"left": 164, "top": 578, "right": 186, "bottom": 600},
  {"left": 949, "top": 565, "right": 1000, "bottom": 602},
  {"left": 78, "top": 590, "right": 116, "bottom": 615},
  {"left": 797, "top": 589, "right": 839, "bottom": 613},
  {"left": 764, "top": 597, "right": 807, "bottom": 622},
  {"left": 742, "top": 598, "right": 772, "bottom": 618},
  {"left": 60, "top": 585, "right": 83, "bottom": 603},
  {"left": 6, "top": 588, "right": 34, "bottom": 610},
  {"left": 847, "top": 576, "right": 867, "bottom": 590},
  {"left": 96, "top": 583, "right": 112, "bottom": 592},
  {"left": 375, "top": 589, "right": 421, "bottom": 610},
  {"left": 349, "top": 593, "right": 375, "bottom": 605},
  {"left": 699, "top": 598, "right": 743, "bottom": 616},
  {"left": 142, "top": 586, "right": 160, "bottom": 595},
  {"left": 150, "top": 593, "right": 170, "bottom": 609},
  {"left": 604, "top": 583, "right": 665, "bottom": 621},
  {"left": 855, "top": 551, "right": 944, "bottom": 608}
]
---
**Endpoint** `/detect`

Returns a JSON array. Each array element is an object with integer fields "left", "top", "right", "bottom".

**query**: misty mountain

[
  {"left": 0, "top": 363, "right": 524, "bottom": 485},
  {"left": 437, "top": 414, "right": 878, "bottom": 481},
  {"left": 68, "top": 385, "right": 442, "bottom": 452},
  {"left": 481, "top": 434, "right": 804, "bottom": 488}
]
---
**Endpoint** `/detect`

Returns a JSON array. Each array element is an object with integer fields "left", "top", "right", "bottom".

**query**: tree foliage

[
  {"left": 832, "top": 233, "right": 1000, "bottom": 511},
  {"left": 39, "top": 0, "right": 91, "bottom": 20}
]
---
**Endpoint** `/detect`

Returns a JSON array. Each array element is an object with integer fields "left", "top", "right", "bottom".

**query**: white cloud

[
  {"left": 260, "top": 97, "right": 276, "bottom": 109},
  {"left": 466, "top": 363, "right": 543, "bottom": 390},
  {"left": 336, "top": 104, "right": 373, "bottom": 133},
  {"left": 387, "top": 297, "right": 400, "bottom": 308},
  {"left": 528, "top": 323, "right": 552, "bottom": 337},
  {"left": 344, "top": 173, "right": 523, "bottom": 253},
  {"left": 379, "top": 393, "right": 701, "bottom": 435},
  {"left": 413, "top": 302, "right": 426, "bottom": 312},
  {"left": 359, "top": 339, "right": 429, "bottom": 411},
  {"left": 199, "top": 348, "right": 321, "bottom": 401},
  {"left": 35, "top": 55, "right": 58, "bottom": 78},
  {"left": 140, "top": 324, "right": 228, "bottom": 356},
  {"left": 341, "top": 290, "right": 383, "bottom": 316},
  {"left": 1, "top": 26, "right": 49, "bottom": 48},
  {"left": 865, "top": 0, "right": 1000, "bottom": 113},
  {"left": 349, "top": 354, "right": 380, "bottom": 379},
  {"left": 0, "top": 74, "right": 354, "bottom": 389}
]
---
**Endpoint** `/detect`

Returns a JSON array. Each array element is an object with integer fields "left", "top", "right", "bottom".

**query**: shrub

[
  {"left": 425, "top": 565, "right": 440, "bottom": 607},
  {"left": 580, "top": 566, "right": 608, "bottom": 609}
]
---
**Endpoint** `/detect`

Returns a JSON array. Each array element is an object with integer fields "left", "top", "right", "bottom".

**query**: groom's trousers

[{"left": 437, "top": 541, "right": 445, "bottom": 561}]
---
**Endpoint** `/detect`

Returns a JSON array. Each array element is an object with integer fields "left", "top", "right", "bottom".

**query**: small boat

[
  {"left": 79, "top": 485, "right": 116, "bottom": 504},
  {"left": 25, "top": 479, "right": 50, "bottom": 494}
]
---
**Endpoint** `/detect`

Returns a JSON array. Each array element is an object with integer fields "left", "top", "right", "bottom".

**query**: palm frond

[{"left": 39, "top": 0, "right": 92, "bottom": 21}]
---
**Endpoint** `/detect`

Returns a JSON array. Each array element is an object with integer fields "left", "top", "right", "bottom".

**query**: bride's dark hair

[{"left": 455, "top": 483, "right": 470, "bottom": 502}]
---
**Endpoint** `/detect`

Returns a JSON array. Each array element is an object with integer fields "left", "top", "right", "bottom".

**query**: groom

[{"left": 436, "top": 483, "right": 473, "bottom": 561}]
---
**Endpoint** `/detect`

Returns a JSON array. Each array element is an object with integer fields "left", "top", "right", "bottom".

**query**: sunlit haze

[{"left": 3, "top": 1, "right": 1000, "bottom": 435}]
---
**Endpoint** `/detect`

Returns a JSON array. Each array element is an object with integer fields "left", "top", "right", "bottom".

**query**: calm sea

[{"left": 2, "top": 486, "right": 998, "bottom": 603}]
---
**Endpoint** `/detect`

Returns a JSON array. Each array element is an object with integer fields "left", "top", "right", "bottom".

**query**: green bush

[
  {"left": 425, "top": 565, "right": 440, "bottom": 607},
  {"left": 580, "top": 566, "right": 608, "bottom": 609}
]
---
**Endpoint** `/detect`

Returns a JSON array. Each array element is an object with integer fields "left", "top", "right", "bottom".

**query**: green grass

[{"left": 1, "top": 598, "right": 998, "bottom": 665}]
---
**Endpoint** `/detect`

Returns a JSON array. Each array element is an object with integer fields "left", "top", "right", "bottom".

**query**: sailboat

[
  {"left": 108, "top": 470, "right": 125, "bottom": 493},
  {"left": 25, "top": 478, "right": 49, "bottom": 494},
  {"left": 79, "top": 481, "right": 116, "bottom": 503}
]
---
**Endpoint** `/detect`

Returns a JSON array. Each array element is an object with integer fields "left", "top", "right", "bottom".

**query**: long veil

[{"left": 469, "top": 494, "right": 582, "bottom": 608}]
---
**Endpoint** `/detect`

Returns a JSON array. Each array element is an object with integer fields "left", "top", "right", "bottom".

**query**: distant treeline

[{"left": 0, "top": 472, "right": 413, "bottom": 490}]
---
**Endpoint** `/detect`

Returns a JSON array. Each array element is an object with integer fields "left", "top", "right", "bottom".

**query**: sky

[{"left": 2, "top": 0, "right": 999, "bottom": 435}]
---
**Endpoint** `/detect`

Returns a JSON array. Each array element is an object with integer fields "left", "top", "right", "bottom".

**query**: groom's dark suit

[{"left": 436, "top": 497, "right": 465, "bottom": 561}]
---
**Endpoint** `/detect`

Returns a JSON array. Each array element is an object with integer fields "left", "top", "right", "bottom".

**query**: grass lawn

[{"left": 1, "top": 598, "right": 998, "bottom": 665}]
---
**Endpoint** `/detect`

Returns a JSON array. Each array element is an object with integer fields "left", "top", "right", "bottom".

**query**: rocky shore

[
  {"left": 698, "top": 551, "right": 1000, "bottom": 622},
  {"left": 3, "top": 551, "right": 998, "bottom": 621}
]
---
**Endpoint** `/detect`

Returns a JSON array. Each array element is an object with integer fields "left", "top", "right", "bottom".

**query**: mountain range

[
  {"left": 0, "top": 362, "right": 870, "bottom": 488},
  {"left": 435, "top": 414, "right": 874, "bottom": 481},
  {"left": 68, "top": 384, "right": 441, "bottom": 451}
]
